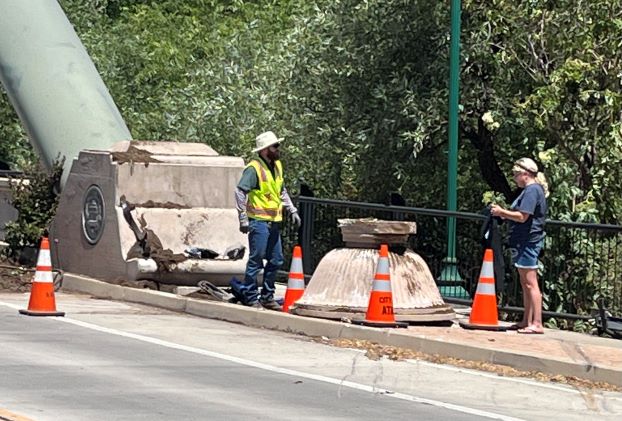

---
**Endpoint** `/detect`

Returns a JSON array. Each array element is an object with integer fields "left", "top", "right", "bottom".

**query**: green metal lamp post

[{"left": 438, "top": 0, "right": 469, "bottom": 299}]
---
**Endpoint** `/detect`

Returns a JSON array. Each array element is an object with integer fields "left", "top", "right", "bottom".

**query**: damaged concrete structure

[
  {"left": 290, "top": 218, "right": 455, "bottom": 323},
  {"left": 50, "top": 141, "right": 248, "bottom": 285}
]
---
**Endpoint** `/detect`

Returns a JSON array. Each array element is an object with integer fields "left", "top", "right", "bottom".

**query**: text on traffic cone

[{"left": 363, "top": 244, "right": 397, "bottom": 324}]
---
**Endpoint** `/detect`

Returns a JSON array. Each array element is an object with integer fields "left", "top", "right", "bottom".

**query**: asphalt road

[{"left": 1, "top": 294, "right": 621, "bottom": 421}]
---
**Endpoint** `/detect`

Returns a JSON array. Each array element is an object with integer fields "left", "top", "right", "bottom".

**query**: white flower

[
  {"left": 538, "top": 150, "right": 553, "bottom": 163},
  {"left": 481, "top": 112, "right": 500, "bottom": 132}
]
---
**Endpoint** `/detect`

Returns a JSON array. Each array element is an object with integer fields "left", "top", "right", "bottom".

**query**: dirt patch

[
  {"left": 125, "top": 227, "right": 186, "bottom": 272},
  {"left": 136, "top": 200, "right": 189, "bottom": 209},
  {"left": 312, "top": 337, "right": 622, "bottom": 393},
  {"left": 0, "top": 257, "right": 35, "bottom": 292},
  {"left": 104, "top": 277, "right": 178, "bottom": 294},
  {"left": 0, "top": 256, "right": 180, "bottom": 294},
  {"left": 186, "top": 291, "right": 228, "bottom": 301},
  {"left": 110, "top": 145, "right": 162, "bottom": 165}
]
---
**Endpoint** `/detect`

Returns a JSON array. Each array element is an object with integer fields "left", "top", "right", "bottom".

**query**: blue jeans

[{"left": 242, "top": 219, "right": 284, "bottom": 304}]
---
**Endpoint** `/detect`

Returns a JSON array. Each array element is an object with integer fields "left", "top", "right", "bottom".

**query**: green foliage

[
  {"left": 3, "top": 157, "right": 65, "bottom": 260},
  {"left": 282, "top": 0, "right": 452, "bottom": 203},
  {"left": 59, "top": 0, "right": 316, "bottom": 161},
  {"left": 540, "top": 225, "right": 621, "bottom": 318},
  {"left": 482, "top": 191, "right": 507, "bottom": 207},
  {"left": 0, "top": 92, "right": 35, "bottom": 169},
  {"left": 0, "top": 0, "right": 617, "bottom": 221},
  {"left": 462, "top": 0, "right": 622, "bottom": 222}
]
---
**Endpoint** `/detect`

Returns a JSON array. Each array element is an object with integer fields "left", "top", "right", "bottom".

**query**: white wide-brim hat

[{"left": 253, "top": 131, "right": 283, "bottom": 153}]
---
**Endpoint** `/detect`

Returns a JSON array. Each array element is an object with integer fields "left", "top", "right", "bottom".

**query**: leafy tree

[
  {"left": 1, "top": 0, "right": 621, "bottom": 223},
  {"left": 459, "top": 0, "right": 622, "bottom": 223},
  {"left": 3, "top": 157, "right": 64, "bottom": 261},
  {"left": 0, "top": 93, "right": 35, "bottom": 170}
]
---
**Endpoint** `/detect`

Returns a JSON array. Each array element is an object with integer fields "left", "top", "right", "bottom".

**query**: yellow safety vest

[{"left": 246, "top": 159, "right": 284, "bottom": 222}]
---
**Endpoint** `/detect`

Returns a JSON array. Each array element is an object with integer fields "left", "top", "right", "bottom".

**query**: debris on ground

[
  {"left": 123, "top": 212, "right": 186, "bottom": 272},
  {"left": 0, "top": 256, "right": 33, "bottom": 292},
  {"left": 110, "top": 144, "right": 161, "bottom": 166},
  {"left": 137, "top": 200, "right": 189, "bottom": 209},
  {"left": 311, "top": 337, "right": 622, "bottom": 393},
  {"left": 103, "top": 277, "right": 180, "bottom": 294}
]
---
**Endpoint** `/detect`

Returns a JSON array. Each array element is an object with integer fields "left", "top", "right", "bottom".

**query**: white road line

[{"left": 0, "top": 301, "right": 523, "bottom": 421}]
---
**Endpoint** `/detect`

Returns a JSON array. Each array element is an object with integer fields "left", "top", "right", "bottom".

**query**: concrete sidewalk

[{"left": 59, "top": 273, "right": 622, "bottom": 387}]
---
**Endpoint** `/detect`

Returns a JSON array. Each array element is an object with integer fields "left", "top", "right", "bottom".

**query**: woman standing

[{"left": 490, "top": 158, "right": 549, "bottom": 334}]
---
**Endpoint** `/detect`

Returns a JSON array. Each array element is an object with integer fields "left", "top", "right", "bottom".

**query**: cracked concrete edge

[{"left": 60, "top": 273, "right": 622, "bottom": 387}]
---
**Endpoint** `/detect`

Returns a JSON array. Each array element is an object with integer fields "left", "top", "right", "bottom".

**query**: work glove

[
  {"left": 290, "top": 212, "right": 302, "bottom": 228},
  {"left": 239, "top": 213, "right": 249, "bottom": 234}
]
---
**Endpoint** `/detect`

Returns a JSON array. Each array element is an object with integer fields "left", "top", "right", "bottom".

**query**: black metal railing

[{"left": 280, "top": 196, "right": 622, "bottom": 322}]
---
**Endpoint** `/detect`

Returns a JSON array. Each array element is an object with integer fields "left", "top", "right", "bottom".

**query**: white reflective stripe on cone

[
  {"left": 376, "top": 258, "right": 389, "bottom": 275},
  {"left": 479, "top": 261, "right": 494, "bottom": 278},
  {"left": 476, "top": 282, "right": 496, "bottom": 295},
  {"left": 290, "top": 258, "right": 303, "bottom": 273},
  {"left": 371, "top": 280, "right": 392, "bottom": 292},
  {"left": 34, "top": 270, "right": 54, "bottom": 283},
  {"left": 287, "top": 278, "right": 305, "bottom": 289},
  {"left": 38, "top": 249, "right": 52, "bottom": 266}
]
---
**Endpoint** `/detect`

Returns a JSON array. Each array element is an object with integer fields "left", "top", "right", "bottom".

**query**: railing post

[{"left": 299, "top": 197, "right": 315, "bottom": 276}]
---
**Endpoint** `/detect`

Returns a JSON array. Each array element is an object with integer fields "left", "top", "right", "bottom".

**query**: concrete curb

[{"left": 61, "top": 273, "right": 622, "bottom": 387}]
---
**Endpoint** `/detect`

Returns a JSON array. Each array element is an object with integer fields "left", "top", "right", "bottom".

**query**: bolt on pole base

[{"left": 437, "top": 257, "right": 470, "bottom": 299}]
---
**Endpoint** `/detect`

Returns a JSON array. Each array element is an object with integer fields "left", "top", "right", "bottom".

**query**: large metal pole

[
  {"left": 0, "top": 0, "right": 132, "bottom": 186},
  {"left": 438, "top": 0, "right": 468, "bottom": 298}
]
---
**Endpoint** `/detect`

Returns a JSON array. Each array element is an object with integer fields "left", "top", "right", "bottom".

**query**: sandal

[{"left": 517, "top": 326, "right": 544, "bottom": 334}]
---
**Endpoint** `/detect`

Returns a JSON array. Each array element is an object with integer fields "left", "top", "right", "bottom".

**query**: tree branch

[{"left": 461, "top": 119, "right": 513, "bottom": 200}]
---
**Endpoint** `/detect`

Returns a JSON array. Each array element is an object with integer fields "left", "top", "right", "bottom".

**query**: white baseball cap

[{"left": 513, "top": 157, "right": 538, "bottom": 174}]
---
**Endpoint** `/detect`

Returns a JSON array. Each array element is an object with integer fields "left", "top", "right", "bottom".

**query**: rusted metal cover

[{"left": 290, "top": 248, "right": 455, "bottom": 322}]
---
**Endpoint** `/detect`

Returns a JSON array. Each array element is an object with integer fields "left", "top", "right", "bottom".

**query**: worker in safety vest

[{"left": 234, "top": 131, "right": 301, "bottom": 310}]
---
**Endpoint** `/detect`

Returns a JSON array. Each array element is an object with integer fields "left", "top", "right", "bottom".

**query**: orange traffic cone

[
  {"left": 19, "top": 237, "right": 65, "bottom": 317},
  {"left": 283, "top": 245, "right": 305, "bottom": 313},
  {"left": 459, "top": 248, "right": 506, "bottom": 331},
  {"left": 354, "top": 244, "right": 407, "bottom": 328}
]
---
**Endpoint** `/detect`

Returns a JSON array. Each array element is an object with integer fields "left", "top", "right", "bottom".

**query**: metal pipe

[
  {"left": 0, "top": 0, "right": 131, "bottom": 185},
  {"left": 437, "top": 298, "right": 595, "bottom": 321}
]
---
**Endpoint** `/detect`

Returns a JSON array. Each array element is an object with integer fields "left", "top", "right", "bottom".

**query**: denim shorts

[{"left": 510, "top": 240, "right": 543, "bottom": 269}]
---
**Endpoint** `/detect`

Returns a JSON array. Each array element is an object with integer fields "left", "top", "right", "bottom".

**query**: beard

[{"left": 266, "top": 148, "right": 280, "bottom": 161}]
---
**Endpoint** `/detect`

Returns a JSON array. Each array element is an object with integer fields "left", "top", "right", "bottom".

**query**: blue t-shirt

[{"left": 509, "top": 183, "right": 547, "bottom": 245}]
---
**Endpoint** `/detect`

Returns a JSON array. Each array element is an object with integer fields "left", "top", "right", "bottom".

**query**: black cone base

[
  {"left": 19, "top": 309, "right": 65, "bottom": 317},
  {"left": 459, "top": 320, "right": 507, "bottom": 331},
  {"left": 352, "top": 319, "right": 408, "bottom": 328}
]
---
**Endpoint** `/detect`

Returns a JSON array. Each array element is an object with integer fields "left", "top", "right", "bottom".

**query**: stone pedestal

[{"left": 290, "top": 218, "right": 455, "bottom": 323}]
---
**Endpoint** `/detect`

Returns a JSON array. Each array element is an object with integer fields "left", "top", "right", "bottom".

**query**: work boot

[
  {"left": 260, "top": 300, "right": 282, "bottom": 311},
  {"left": 246, "top": 301, "right": 264, "bottom": 310}
]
